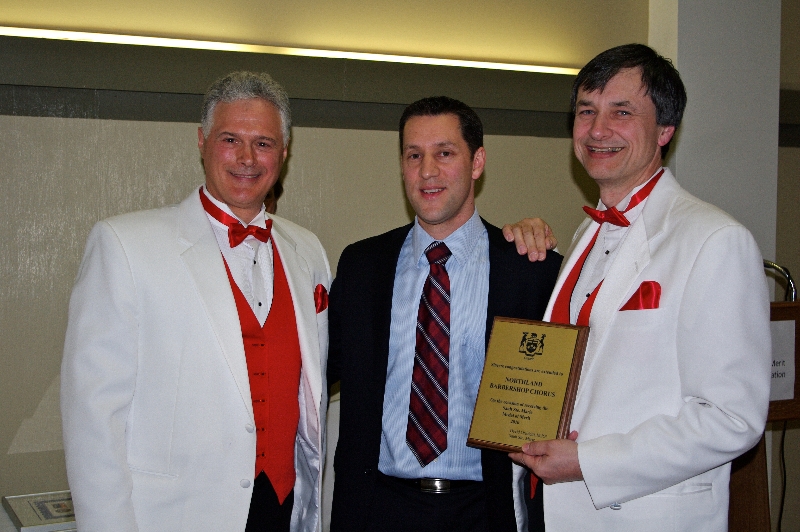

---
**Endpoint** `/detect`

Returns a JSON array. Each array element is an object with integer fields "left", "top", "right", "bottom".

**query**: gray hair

[{"left": 200, "top": 71, "right": 291, "bottom": 146}]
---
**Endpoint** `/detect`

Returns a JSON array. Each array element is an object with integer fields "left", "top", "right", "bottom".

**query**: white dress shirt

[
  {"left": 570, "top": 171, "right": 659, "bottom": 323},
  {"left": 378, "top": 210, "right": 489, "bottom": 481},
  {"left": 201, "top": 187, "right": 273, "bottom": 325}
]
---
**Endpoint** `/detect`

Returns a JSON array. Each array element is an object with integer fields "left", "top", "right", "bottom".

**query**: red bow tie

[
  {"left": 199, "top": 189, "right": 273, "bottom": 247},
  {"left": 228, "top": 222, "right": 272, "bottom": 247},
  {"left": 583, "top": 168, "right": 664, "bottom": 228},
  {"left": 583, "top": 205, "right": 630, "bottom": 227}
]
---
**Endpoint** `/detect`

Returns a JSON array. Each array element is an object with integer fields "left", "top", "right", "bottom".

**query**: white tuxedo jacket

[
  {"left": 528, "top": 169, "right": 771, "bottom": 531},
  {"left": 61, "top": 189, "right": 331, "bottom": 532}
]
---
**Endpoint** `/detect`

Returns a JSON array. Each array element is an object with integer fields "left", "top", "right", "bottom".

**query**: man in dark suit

[{"left": 327, "top": 96, "right": 561, "bottom": 532}]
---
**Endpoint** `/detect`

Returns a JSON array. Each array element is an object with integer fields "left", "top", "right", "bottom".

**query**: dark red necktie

[
  {"left": 407, "top": 241, "right": 451, "bottom": 466},
  {"left": 199, "top": 189, "right": 272, "bottom": 247}
]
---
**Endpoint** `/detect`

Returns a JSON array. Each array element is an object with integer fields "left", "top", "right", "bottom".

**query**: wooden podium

[{"left": 729, "top": 301, "right": 800, "bottom": 532}]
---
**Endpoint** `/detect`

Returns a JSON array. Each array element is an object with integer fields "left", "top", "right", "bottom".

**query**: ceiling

[
  {"left": 0, "top": 0, "right": 648, "bottom": 68},
  {"left": 0, "top": 0, "right": 796, "bottom": 89}
]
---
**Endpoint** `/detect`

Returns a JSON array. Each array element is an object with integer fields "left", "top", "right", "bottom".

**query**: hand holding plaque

[{"left": 467, "top": 318, "right": 588, "bottom": 452}]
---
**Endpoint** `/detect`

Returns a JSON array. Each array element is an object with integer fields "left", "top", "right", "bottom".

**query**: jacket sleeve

[
  {"left": 61, "top": 221, "right": 140, "bottom": 532},
  {"left": 579, "top": 224, "right": 772, "bottom": 508}
]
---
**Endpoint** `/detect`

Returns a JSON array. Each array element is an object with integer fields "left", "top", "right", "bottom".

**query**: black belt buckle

[{"left": 419, "top": 478, "right": 450, "bottom": 494}]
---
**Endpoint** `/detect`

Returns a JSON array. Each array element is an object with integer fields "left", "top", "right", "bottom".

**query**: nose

[
  {"left": 420, "top": 155, "right": 439, "bottom": 179},
  {"left": 588, "top": 113, "right": 611, "bottom": 141},
  {"left": 238, "top": 142, "right": 255, "bottom": 166}
]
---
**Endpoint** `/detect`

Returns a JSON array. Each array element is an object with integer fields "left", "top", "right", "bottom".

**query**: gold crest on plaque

[{"left": 518, "top": 332, "right": 546, "bottom": 359}]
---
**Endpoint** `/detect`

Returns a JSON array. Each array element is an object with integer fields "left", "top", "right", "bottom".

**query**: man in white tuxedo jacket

[
  {"left": 61, "top": 72, "right": 331, "bottom": 532},
  {"left": 509, "top": 44, "right": 771, "bottom": 531}
]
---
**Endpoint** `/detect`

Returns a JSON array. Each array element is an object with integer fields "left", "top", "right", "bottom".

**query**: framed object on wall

[{"left": 768, "top": 301, "right": 800, "bottom": 422}]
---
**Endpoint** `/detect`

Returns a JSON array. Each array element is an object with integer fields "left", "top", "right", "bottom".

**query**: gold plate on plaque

[{"left": 467, "top": 318, "right": 588, "bottom": 452}]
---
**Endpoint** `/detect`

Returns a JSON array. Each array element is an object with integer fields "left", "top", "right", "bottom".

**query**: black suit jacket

[{"left": 327, "top": 220, "right": 561, "bottom": 532}]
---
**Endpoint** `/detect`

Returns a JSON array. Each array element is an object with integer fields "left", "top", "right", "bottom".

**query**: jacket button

[
  {"left": 245, "top": 424, "right": 255, "bottom": 433},
  {"left": 364, "top": 468, "right": 372, "bottom": 475},
  {"left": 610, "top": 503, "right": 622, "bottom": 510},
  {"left": 241, "top": 479, "right": 251, "bottom": 488}
]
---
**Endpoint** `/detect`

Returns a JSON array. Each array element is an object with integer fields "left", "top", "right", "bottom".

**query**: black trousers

[
  {"left": 246, "top": 472, "right": 294, "bottom": 532},
  {"left": 525, "top": 473, "right": 545, "bottom": 532},
  {"left": 364, "top": 473, "right": 490, "bottom": 532}
]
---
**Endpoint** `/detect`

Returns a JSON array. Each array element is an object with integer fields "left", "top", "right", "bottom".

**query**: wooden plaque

[{"left": 467, "top": 317, "right": 588, "bottom": 452}]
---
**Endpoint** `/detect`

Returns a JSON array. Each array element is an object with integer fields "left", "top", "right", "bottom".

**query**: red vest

[{"left": 224, "top": 242, "right": 301, "bottom": 504}]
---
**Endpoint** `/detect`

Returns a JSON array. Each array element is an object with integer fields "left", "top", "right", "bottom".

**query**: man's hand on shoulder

[
  {"left": 502, "top": 218, "right": 558, "bottom": 262},
  {"left": 509, "top": 431, "right": 582, "bottom": 484}
]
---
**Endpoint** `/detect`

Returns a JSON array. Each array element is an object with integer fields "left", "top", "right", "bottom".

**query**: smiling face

[
  {"left": 573, "top": 68, "right": 675, "bottom": 206},
  {"left": 401, "top": 113, "right": 486, "bottom": 240},
  {"left": 198, "top": 98, "right": 287, "bottom": 222}
]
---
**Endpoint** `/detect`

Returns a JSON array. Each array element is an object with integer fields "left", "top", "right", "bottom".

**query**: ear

[
  {"left": 197, "top": 127, "right": 205, "bottom": 152},
  {"left": 657, "top": 125, "right": 676, "bottom": 147},
  {"left": 471, "top": 147, "right": 486, "bottom": 180}
]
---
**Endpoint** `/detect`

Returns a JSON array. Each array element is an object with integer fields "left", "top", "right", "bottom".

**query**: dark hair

[
  {"left": 399, "top": 96, "right": 483, "bottom": 157},
  {"left": 571, "top": 44, "right": 687, "bottom": 157}
]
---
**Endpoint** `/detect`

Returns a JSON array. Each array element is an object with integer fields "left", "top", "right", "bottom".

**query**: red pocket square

[
  {"left": 620, "top": 281, "right": 661, "bottom": 311},
  {"left": 314, "top": 284, "right": 328, "bottom": 313}
]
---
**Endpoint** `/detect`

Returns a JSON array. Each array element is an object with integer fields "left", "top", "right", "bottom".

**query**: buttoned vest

[{"left": 224, "top": 241, "right": 301, "bottom": 503}]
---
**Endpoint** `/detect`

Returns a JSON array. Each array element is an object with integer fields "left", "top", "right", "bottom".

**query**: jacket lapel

[
  {"left": 178, "top": 189, "right": 253, "bottom": 420},
  {"left": 579, "top": 170, "right": 676, "bottom": 376},
  {"left": 484, "top": 218, "right": 522, "bottom": 347},
  {"left": 271, "top": 222, "right": 322, "bottom": 434},
  {"left": 583, "top": 219, "right": 650, "bottom": 366},
  {"left": 372, "top": 225, "right": 413, "bottom": 412}
]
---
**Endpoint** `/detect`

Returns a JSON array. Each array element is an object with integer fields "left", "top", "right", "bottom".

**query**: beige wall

[
  {"left": 284, "top": 129, "right": 593, "bottom": 274},
  {"left": 0, "top": 114, "right": 590, "bottom": 500},
  {"left": 0, "top": 116, "right": 204, "bottom": 496}
]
